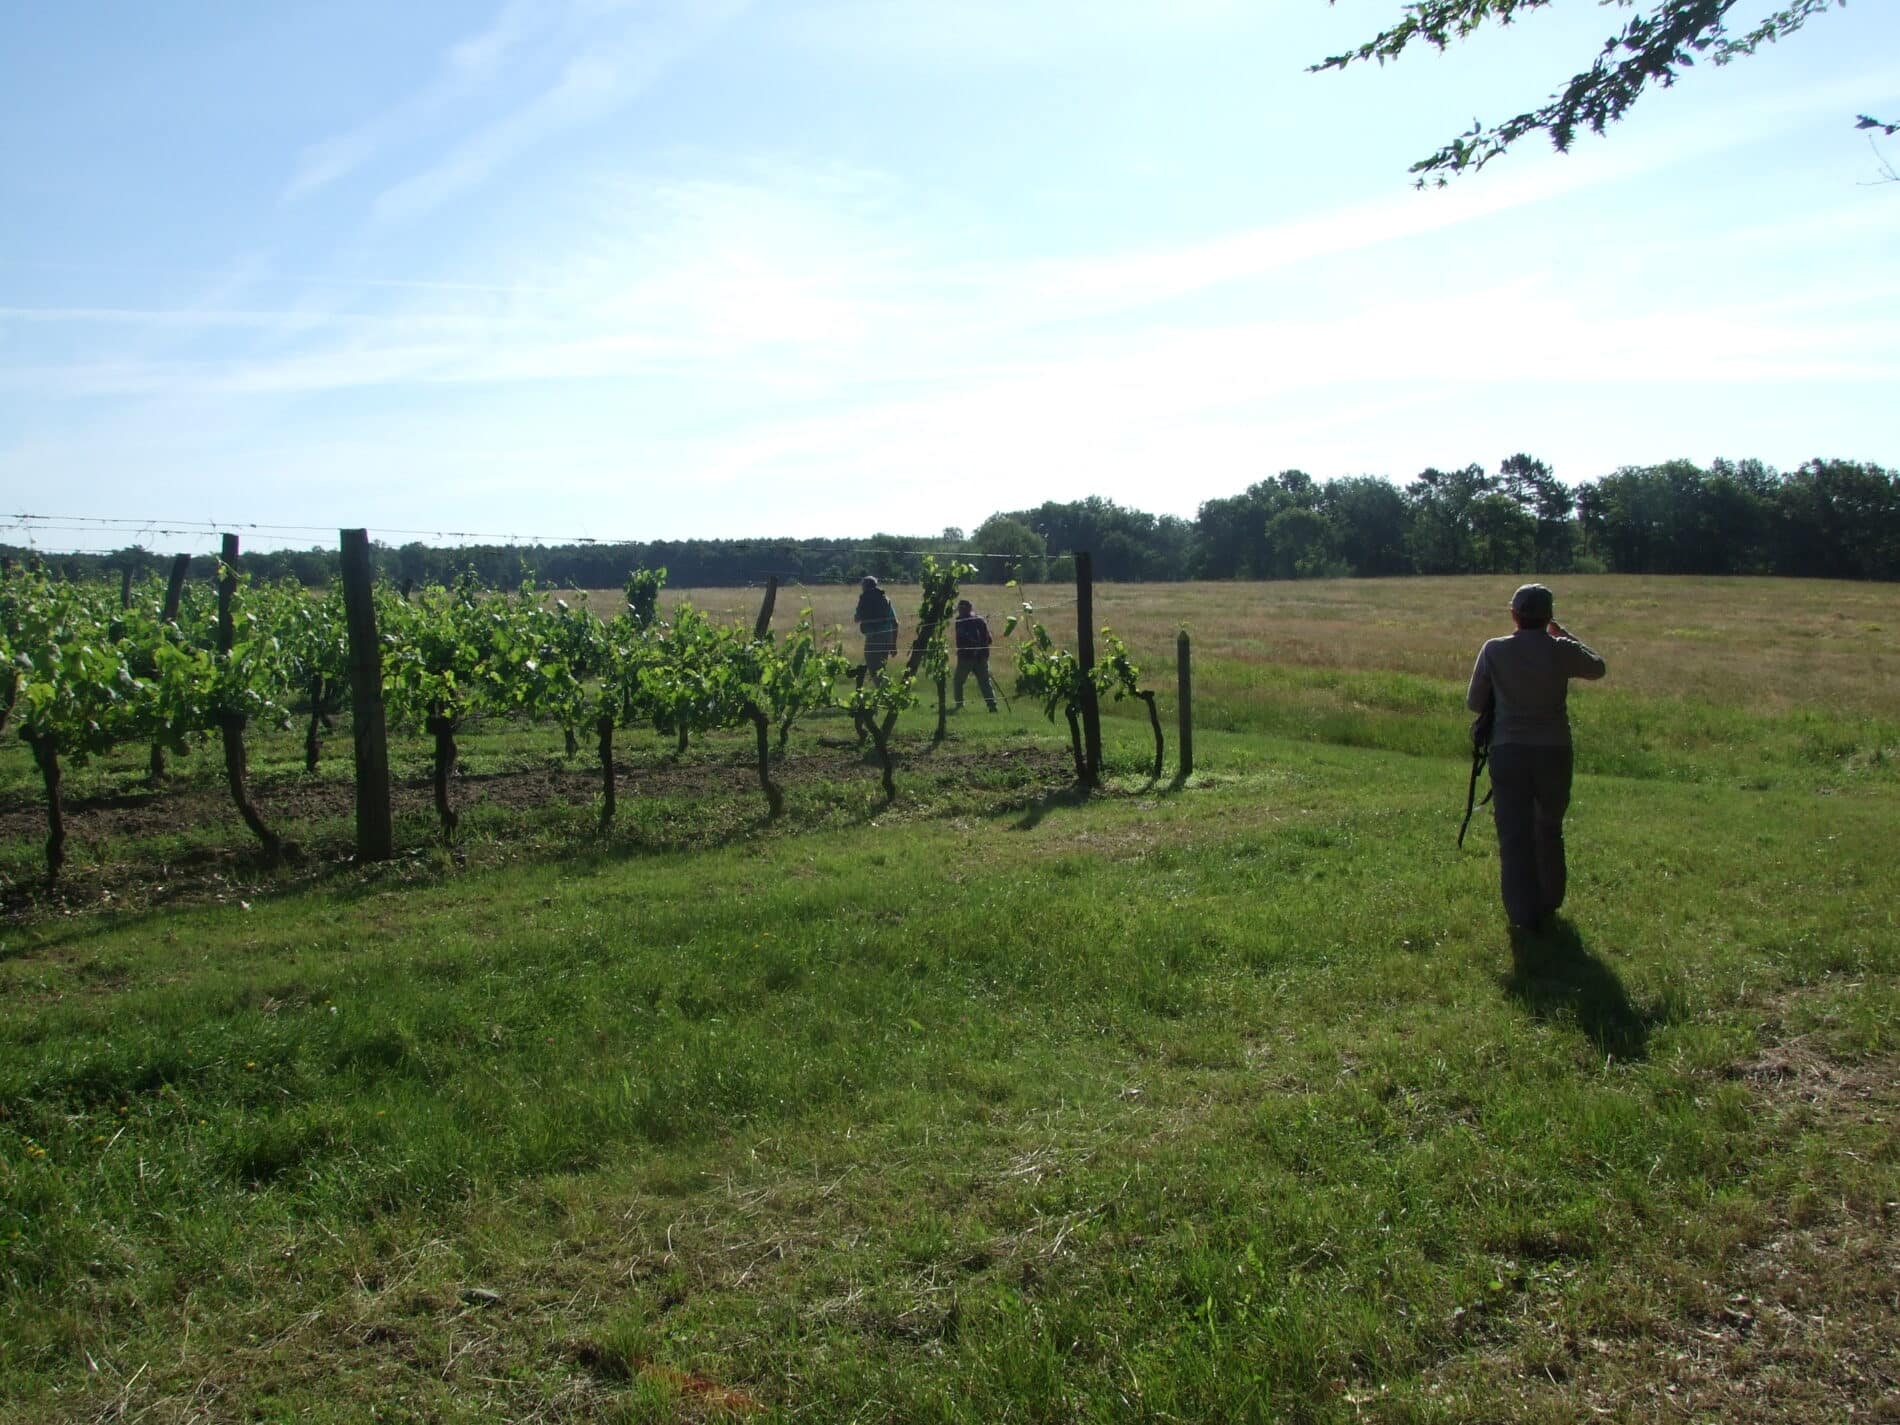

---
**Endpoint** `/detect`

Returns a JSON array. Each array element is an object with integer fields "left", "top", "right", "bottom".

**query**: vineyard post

[
  {"left": 217, "top": 534, "right": 283, "bottom": 857},
  {"left": 148, "top": 553, "right": 192, "bottom": 782},
  {"left": 753, "top": 576, "right": 779, "bottom": 640},
  {"left": 162, "top": 553, "right": 190, "bottom": 619},
  {"left": 339, "top": 529, "right": 393, "bottom": 861},
  {"left": 1175, "top": 630, "right": 1193, "bottom": 785},
  {"left": 216, "top": 534, "right": 239, "bottom": 645},
  {"left": 1075, "top": 551, "right": 1102, "bottom": 787},
  {"left": 109, "top": 566, "right": 129, "bottom": 643}
]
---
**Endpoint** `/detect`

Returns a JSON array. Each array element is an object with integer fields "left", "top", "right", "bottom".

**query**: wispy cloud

[
  {"left": 283, "top": 0, "right": 569, "bottom": 204},
  {"left": 369, "top": 52, "right": 630, "bottom": 225},
  {"left": 13, "top": 137, "right": 1898, "bottom": 409},
  {"left": 362, "top": 0, "right": 748, "bottom": 226}
]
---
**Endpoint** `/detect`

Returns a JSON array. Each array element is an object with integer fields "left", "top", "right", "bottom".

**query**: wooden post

[
  {"left": 1175, "top": 630, "right": 1193, "bottom": 784},
  {"left": 1075, "top": 551, "right": 1101, "bottom": 786},
  {"left": 110, "top": 564, "right": 131, "bottom": 642},
  {"left": 162, "top": 553, "right": 190, "bottom": 622},
  {"left": 217, "top": 534, "right": 239, "bottom": 651},
  {"left": 753, "top": 575, "right": 779, "bottom": 640},
  {"left": 340, "top": 529, "right": 393, "bottom": 861}
]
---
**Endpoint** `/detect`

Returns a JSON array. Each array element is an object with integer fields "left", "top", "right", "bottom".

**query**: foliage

[
  {"left": 1012, "top": 619, "right": 1086, "bottom": 727},
  {"left": 759, "top": 612, "right": 853, "bottom": 743},
  {"left": 911, "top": 555, "right": 977, "bottom": 691},
  {"left": 0, "top": 565, "right": 155, "bottom": 765},
  {"left": 16, "top": 452, "right": 1900, "bottom": 595},
  {"left": 1011, "top": 612, "right": 1166, "bottom": 781},
  {"left": 624, "top": 566, "right": 665, "bottom": 629},
  {"left": 1094, "top": 629, "right": 1149, "bottom": 707},
  {"left": 263, "top": 581, "right": 348, "bottom": 699},
  {"left": 1314, "top": 0, "right": 1853, "bottom": 181},
  {"left": 968, "top": 514, "right": 1049, "bottom": 584},
  {"left": 1001, "top": 495, "right": 1193, "bottom": 582}
]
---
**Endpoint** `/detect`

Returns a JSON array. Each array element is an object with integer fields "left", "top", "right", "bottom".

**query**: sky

[{"left": 1, "top": 0, "right": 1896, "bottom": 554}]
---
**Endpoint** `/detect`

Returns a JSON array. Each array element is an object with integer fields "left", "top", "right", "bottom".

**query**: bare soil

[{"left": 0, "top": 737, "right": 1076, "bottom": 924}]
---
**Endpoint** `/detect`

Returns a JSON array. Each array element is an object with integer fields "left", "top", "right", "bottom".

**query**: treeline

[{"left": 12, "top": 455, "right": 1896, "bottom": 588}]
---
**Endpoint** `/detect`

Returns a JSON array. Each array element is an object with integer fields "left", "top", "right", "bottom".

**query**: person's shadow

[{"left": 1502, "top": 917, "right": 1657, "bottom": 1062}]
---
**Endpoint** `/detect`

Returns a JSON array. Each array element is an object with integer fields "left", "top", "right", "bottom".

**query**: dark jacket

[
  {"left": 854, "top": 588, "right": 898, "bottom": 655},
  {"left": 954, "top": 610, "right": 992, "bottom": 658}
]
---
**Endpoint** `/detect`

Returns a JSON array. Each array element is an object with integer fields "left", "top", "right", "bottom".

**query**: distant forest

[{"left": 15, "top": 456, "right": 1898, "bottom": 589}]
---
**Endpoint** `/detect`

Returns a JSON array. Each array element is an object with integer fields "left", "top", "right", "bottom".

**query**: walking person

[
  {"left": 853, "top": 576, "right": 899, "bottom": 677},
  {"left": 1466, "top": 583, "right": 1607, "bottom": 938},
  {"left": 952, "top": 598, "right": 997, "bottom": 711}
]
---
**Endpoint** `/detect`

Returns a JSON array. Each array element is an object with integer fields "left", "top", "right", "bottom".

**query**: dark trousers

[
  {"left": 953, "top": 654, "right": 995, "bottom": 709},
  {"left": 1488, "top": 743, "right": 1573, "bottom": 927}
]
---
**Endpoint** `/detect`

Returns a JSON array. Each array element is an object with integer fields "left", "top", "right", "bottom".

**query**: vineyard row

[{"left": 1, "top": 543, "right": 1181, "bottom": 881}]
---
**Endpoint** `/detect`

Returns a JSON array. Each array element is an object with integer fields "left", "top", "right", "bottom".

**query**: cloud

[
  {"left": 368, "top": 53, "right": 630, "bottom": 225},
  {"left": 16, "top": 126, "right": 1900, "bottom": 409},
  {"left": 367, "top": 0, "right": 749, "bottom": 225},
  {"left": 283, "top": 0, "right": 565, "bottom": 203}
]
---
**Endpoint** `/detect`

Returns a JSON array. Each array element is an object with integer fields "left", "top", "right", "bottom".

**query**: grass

[
  {"left": 2, "top": 575, "right": 1898, "bottom": 1422},
  {"left": 660, "top": 574, "right": 1900, "bottom": 784}
]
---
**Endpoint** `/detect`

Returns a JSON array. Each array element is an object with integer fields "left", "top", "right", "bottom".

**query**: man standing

[
  {"left": 952, "top": 598, "right": 997, "bottom": 711},
  {"left": 1466, "top": 583, "right": 1607, "bottom": 935},
  {"left": 853, "top": 576, "right": 899, "bottom": 676}
]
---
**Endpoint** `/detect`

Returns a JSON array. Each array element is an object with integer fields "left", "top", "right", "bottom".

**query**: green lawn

[{"left": 3, "top": 576, "right": 1897, "bottom": 1422}]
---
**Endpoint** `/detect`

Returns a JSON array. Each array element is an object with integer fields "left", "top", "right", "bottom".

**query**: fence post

[
  {"left": 162, "top": 552, "right": 190, "bottom": 621},
  {"left": 1175, "top": 630, "right": 1193, "bottom": 784},
  {"left": 339, "top": 529, "right": 393, "bottom": 862},
  {"left": 753, "top": 575, "right": 779, "bottom": 640},
  {"left": 1075, "top": 551, "right": 1101, "bottom": 786},
  {"left": 216, "top": 534, "right": 239, "bottom": 652}
]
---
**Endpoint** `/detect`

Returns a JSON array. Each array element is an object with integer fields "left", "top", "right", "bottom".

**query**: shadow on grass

[
  {"left": 1001, "top": 782, "right": 1092, "bottom": 831},
  {"left": 1502, "top": 917, "right": 1660, "bottom": 1062},
  {"left": 4, "top": 736, "right": 1079, "bottom": 946}
]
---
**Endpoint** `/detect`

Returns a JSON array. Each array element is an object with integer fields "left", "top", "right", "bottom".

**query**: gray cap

[
  {"left": 861, "top": 575, "right": 879, "bottom": 589},
  {"left": 1510, "top": 583, "right": 1554, "bottom": 620}
]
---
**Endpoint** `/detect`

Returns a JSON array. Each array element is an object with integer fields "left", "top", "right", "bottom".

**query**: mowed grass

[{"left": 2, "top": 575, "right": 1898, "bottom": 1422}]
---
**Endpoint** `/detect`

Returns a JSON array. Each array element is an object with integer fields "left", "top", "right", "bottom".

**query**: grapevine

[
  {"left": 1013, "top": 618, "right": 1164, "bottom": 783},
  {"left": 2, "top": 564, "right": 156, "bottom": 875},
  {"left": 0, "top": 558, "right": 1109, "bottom": 876}
]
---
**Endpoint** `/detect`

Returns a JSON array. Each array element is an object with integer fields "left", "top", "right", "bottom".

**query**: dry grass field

[{"left": 646, "top": 574, "right": 1900, "bottom": 720}]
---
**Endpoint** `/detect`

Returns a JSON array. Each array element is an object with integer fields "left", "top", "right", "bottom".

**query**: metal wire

[{"left": 3, "top": 512, "right": 1072, "bottom": 563}]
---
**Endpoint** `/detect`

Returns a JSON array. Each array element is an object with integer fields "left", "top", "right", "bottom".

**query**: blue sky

[{"left": 2, "top": 1, "right": 1895, "bottom": 553}]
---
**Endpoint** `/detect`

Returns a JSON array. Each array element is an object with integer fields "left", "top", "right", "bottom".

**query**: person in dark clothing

[
  {"left": 1465, "top": 583, "right": 1608, "bottom": 935},
  {"left": 853, "top": 576, "right": 899, "bottom": 675},
  {"left": 952, "top": 598, "right": 997, "bottom": 711}
]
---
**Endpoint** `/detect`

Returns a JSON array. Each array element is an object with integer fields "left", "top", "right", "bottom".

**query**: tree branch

[{"left": 1315, "top": 0, "right": 1856, "bottom": 182}]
